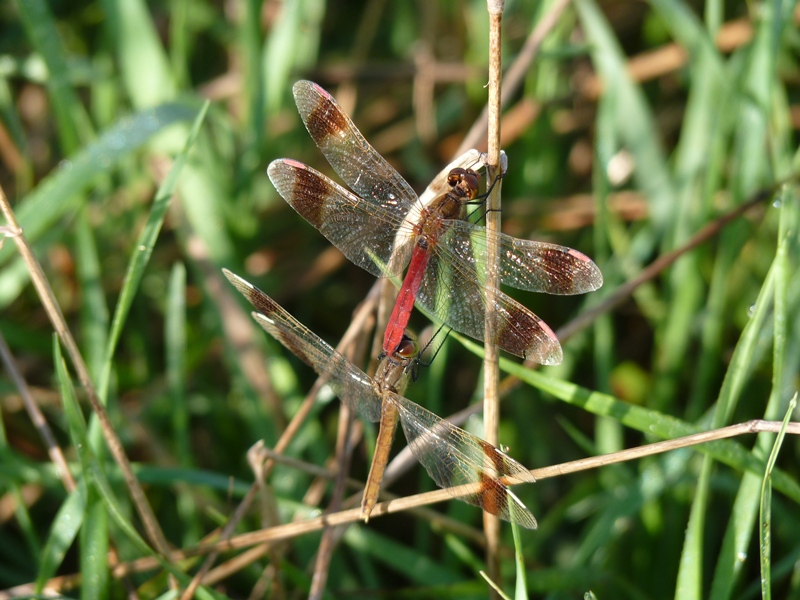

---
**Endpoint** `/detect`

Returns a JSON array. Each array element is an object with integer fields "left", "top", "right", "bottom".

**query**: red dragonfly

[
  {"left": 224, "top": 269, "right": 538, "bottom": 528},
  {"left": 269, "top": 81, "right": 602, "bottom": 364}
]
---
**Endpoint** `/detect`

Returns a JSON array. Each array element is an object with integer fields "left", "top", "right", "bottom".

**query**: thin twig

[
  {"left": 309, "top": 371, "right": 360, "bottom": 599},
  {"left": 0, "top": 329, "right": 76, "bottom": 492}
]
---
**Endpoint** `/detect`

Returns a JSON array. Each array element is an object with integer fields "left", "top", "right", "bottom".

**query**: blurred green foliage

[{"left": 0, "top": 0, "right": 798, "bottom": 598}]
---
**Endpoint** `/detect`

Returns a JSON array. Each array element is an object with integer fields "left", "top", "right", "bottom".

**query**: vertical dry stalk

[{"left": 483, "top": 0, "right": 504, "bottom": 595}]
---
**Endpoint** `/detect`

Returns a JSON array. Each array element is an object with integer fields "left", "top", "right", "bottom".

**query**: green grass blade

[
  {"left": 104, "top": 0, "right": 177, "bottom": 108},
  {"left": 167, "top": 262, "right": 190, "bottom": 466},
  {"left": 97, "top": 101, "right": 210, "bottom": 400},
  {"left": 56, "top": 337, "right": 112, "bottom": 599},
  {"left": 80, "top": 492, "right": 110, "bottom": 600},
  {"left": 35, "top": 486, "right": 86, "bottom": 593},
  {"left": 760, "top": 395, "right": 796, "bottom": 600},
  {"left": 511, "top": 519, "right": 529, "bottom": 600},
  {"left": 38, "top": 338, "right": 89, "bottom": 594},
  {"left": 75, "top": 208, "right": 110, "bottom": 381}
]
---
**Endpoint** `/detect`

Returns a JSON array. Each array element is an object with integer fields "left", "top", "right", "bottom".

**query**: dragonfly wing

[
  {"left": 269, "top": 159, "right": 410, "bottom": 278},
  {"left": 391, "top": 394, "right": 537, "bottom": 529},
  {"left": 224, "top": 270, "right": 383, "bottom": 422},
  {"left": 415, "top": 247, "right": 563, "bottom": 363},
  {"left": 292, "top": 81, "right": 418, "bottom": 218},
  {"left": 445, "top": 221, "right": 604, "bottom": 294}
]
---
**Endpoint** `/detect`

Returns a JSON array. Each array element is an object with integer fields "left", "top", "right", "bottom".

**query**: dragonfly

[
  {"left": 223, "top": 269, "right": 538, "bottom": 528},
  {"left": 268, "top": 80, "right": 603, "bottom": 364}
]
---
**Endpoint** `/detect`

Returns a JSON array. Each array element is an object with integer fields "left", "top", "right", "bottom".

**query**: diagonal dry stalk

[
  {"left": 16, "top": 417, "right": 798, "bottom": 596},
  {"left": 0, "top": 185, "right": 173, "bottom": 564}
]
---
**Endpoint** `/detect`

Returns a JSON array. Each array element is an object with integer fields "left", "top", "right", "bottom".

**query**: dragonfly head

[{"left": 447, "top": 168, "right": 481, "bottom": 201}]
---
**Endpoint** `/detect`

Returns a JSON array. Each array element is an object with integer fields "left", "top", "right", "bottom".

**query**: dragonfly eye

[
  {"left": 462, "top": 170, "right": 480, "bottom": 196},
  {"left": 447, "top": 168, "right": 467, "bottom": 187},
  {"left": 396, "top": 332, "right": 420, "bottom": 359}
]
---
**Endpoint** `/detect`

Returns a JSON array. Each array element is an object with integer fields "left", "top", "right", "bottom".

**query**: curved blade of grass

[{"left": 97, "top": 101, "right": 210, "bottom": 401}]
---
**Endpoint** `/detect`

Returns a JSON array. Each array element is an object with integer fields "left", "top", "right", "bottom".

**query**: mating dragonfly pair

[{"left": 225, "top": 81, "right": 603, "bottom": 529}]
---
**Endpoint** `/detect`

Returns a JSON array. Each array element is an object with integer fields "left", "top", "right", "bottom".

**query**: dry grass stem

[{"left": 0, "top": 185, "right": 172, "bottom": 561}]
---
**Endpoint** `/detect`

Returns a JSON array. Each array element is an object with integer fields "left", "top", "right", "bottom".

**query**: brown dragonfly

[
  {"left": 268, "top": 81, "right": 603, "bottom": 364},
  {"left": 224, "top": 269, "right": 537, "bottom": 528}
]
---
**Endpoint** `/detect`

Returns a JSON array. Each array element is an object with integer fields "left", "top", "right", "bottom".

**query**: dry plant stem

[
  {"left": 181, "top": 279, "right": 380, "bottom": 599},
  {"left": 309, "top": 405, "right": 356, "bottom": 599},
  {"left": 457, "top": 0, "right": 570, "bottom": 154},
  {"left": 483, "top": 2, "right": 504, "bottom": 593},
  {"left": 0, "top": 330, "right": 76, "bottom": 492},
  {"left": 21, "top": 419, "right": 799, "bottom": 593},
  {"left": 0, "top": 188, "right": 172, "bottom": 561}
]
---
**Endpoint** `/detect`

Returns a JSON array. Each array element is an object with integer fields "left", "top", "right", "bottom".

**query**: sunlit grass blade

[
  {"left": 263, "top": 0, "right": 325, "bottom": 113},
  {"left": 709, "top": 197, "right": 794, "bottom": 599}
]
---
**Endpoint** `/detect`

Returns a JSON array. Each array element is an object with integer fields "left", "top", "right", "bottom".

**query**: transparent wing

[
  {"left": 268, "top": 159, "right": 411, "bottom": 278},
  {"left": 445, "top": 221, "right": 604, "bottom": 294},
  {"left": 415, "top": 245, "right": 564, "bottom": 364},
  {"left": 292, "top": 81, "right": 419, "bottom": 219},
  {"left": 391, "top": 394, "right": 538, "bottom": 529},
  {"left": 223, "top": 270, "right": 383, "bottom": 422}
]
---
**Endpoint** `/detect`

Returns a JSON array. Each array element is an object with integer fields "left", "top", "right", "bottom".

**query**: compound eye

[
  {"left": 395, "top": 331, "right": 419, "bottom": 359},
  {"left": 447, "top": 168, "right": 467, "bottom": 187},
  {"left": 462, "top": 170, "right": 480, "bottom": 195}
]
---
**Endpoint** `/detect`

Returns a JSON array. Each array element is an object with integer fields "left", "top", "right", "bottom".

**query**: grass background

[{"left": 1, "top": 0, "right": 799, "bottom": 598}]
